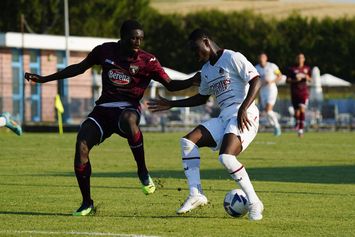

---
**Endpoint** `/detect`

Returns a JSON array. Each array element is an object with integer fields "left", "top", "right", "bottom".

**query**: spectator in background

[
  {"left": 286, "top": 53, "right": 312, "bottom": 137},
  {"left": 255, "top": 53, "right": 282, "bottom": 136}
]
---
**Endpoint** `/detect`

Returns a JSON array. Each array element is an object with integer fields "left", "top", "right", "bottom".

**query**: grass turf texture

[{"left": 0, "top": 131, "right": 354, "bottom": 237}]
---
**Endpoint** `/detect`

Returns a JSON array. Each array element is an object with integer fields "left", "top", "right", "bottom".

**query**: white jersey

[
  {"left": 199, "top": 50, "right": 259, "bottom": 116},
  {"left": 255, "top": 62, "right": 280, "bottom": 107},
  {"left": 255, "top": 62, "right": 280, "bottom": 90},
  {"left": 199, "top": 50, "right": 259, "bottom": 151}
]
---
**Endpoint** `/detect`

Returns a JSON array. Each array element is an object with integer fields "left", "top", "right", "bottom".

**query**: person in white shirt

[
  {"left": 148, "top": 29, "right": 264, "bottom": 221},
  {"left": 310, "top": 66, "right": 323, "bottom": 125},
  {"left": 255, "top": 53, "right": 282, "bottom": 136}
]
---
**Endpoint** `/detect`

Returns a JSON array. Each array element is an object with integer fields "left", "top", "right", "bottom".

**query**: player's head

[
  {"left": 120, "top": 20, "right": 144, "bottom": 52},
  {"left": 188, "top": 28, "right": 214, "bottom": 62},
  {"left": 296, "top": 53, "right": 305, "bottom": 66},
  {"left": 258, "top": 53, "right": 268, "bottom": 66}
]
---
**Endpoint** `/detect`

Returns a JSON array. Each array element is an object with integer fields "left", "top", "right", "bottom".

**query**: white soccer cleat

[
  {"left": 176, "top": 194, "right": 208, "bottom": 214},
  {"left": 248, "top": 201, "right": 264, "bottom": 221},
  {"left": 297, "top": 129, "right": 304, "bottom": 138}
]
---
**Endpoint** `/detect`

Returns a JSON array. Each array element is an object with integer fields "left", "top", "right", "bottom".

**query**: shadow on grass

[
  {"left": 43, "top": 164, "right": 355, "bottom": 184},
  {"left": 0, "top": 211, "right": 71, "bottom": 216},
  {"left": 0, "top": 210, "right": 229, "bottom": 219}
]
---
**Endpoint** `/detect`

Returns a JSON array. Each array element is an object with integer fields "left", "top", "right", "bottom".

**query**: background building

[{"left": 0, "top": 32, "right": 116, "bottom": 124}]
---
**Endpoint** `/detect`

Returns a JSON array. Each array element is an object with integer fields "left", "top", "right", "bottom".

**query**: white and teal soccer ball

[{"left": 223, "top": 189, "right": 249, "bottom": 217}]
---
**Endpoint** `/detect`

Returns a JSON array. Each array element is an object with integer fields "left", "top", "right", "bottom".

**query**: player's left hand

[
  {"left": 237, "top": 107, "right": 251, "bottom": 132},
  {"left": 147, "top": 95, "right": 172, "bottom": 112},
  {"left": 24, "top": 72, "right": 44, "bottom": 83}
]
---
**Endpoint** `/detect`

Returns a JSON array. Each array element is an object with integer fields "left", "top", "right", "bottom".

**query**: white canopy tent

[
  {"left": 277, "top": 73, "right": 351, "bottom": 87},
  {"left": 149, "top": 67, "right": 191, "bottom": 98},
  {"left": 319, "top": 74, "right": 351, "bottom": 87}
]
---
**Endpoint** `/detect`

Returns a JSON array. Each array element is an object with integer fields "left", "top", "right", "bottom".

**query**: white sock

[
  {"left": 180, "top": 138, "right": 203, "bottom": 196},
  {"left": 0, "top": 117, "right": 6, "bottom": 127},
  {"left": 218, "top": 154, "right": 260, "bottom": 204},
  {"left": 267, "top": 110, "right": 280, "bottom": 128}
]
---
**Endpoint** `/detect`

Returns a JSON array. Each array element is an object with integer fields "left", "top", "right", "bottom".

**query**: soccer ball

[{"left": 223, "top": 189, "right": 249, "bottom": 217}]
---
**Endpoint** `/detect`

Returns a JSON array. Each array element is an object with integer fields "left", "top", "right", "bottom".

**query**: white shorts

[
  {"left": 260, "top": 86, "right": 278, "bottom": 108},
  {"left": 200, "top": 104, "right": 259, "bottom": 152}
]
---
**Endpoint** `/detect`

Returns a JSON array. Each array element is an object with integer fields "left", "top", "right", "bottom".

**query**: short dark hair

[
  {"left": 188, "top": 28, "right": 211, "bottom": 41},
  {"left": 120, "top": 20, "right": 143, "bottom": 38}
]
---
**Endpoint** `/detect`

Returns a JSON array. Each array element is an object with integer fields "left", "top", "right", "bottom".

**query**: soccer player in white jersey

[
  {"left": 148, "top": 29, "right": 264, "bottom": 221},
  {"left": 255, "top": 53, "right": 282, "bottom": 136}
]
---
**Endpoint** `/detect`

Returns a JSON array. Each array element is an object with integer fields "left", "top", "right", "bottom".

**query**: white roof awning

[
  {"left": 0, "top": 32, "right": 117, "bottom": 52},
  {"left": 277, "top": 73, "right": 351, "bottom": 87},
  {"left": 162, "top": 67, "right": 190, "bottom": 80},
  {"left": 320, "top": 74, "right": 351, "bottom": 87}
]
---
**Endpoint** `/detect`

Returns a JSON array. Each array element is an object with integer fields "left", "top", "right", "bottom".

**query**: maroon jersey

[
  {"left": 87, "top": 42, "right": 169, "bottom": 106},
  {"left": 287, "top": 65, "right": 311, "bottom": 98}
]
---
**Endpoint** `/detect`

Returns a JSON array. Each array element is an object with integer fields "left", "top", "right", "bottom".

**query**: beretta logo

[{"left": 108, "top": 69, "right": 131, "bottom": 85}]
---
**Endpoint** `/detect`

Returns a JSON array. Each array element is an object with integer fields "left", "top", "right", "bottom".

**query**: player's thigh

[
  {"left": 77, "top": 119, "right": 102, "bottom": 150},
  {"left": 184, "top": 124, "right": 217, "bottom": 148},
  {"left": 220, "top": 111, "right": 259, "bottom": 155},
  {"left": 118, "top": 108, "right": 140, "bottom": 134},
  {"left": 265, "top": 90, "right": 277, "bottom": 109}
]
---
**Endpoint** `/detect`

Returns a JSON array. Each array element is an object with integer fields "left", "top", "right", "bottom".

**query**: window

[
  {"left": 11, "top": 49, "right": 23, "bottom": 120},
  {"left": 29, "top": 50, "right": 41, "bottom": 122}
]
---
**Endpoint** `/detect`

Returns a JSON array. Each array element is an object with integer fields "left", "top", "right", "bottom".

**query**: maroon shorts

[
  {"left": 84, "top": 105, "right": 141, "bottom": 143},
  {"left": 291, "top": 94, "right": 309, "bottom": 110}
]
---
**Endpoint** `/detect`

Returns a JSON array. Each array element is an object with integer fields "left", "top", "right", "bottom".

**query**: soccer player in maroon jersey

[
  {"left": 25, "top": 20, "right": 199, "bottom": 216},
  {"left": 286, "top": 53, "right": 312, "bottom": 137}
]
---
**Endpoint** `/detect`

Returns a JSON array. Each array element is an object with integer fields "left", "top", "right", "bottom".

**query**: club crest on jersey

[
  {"left": 108, "top": 69, "right": 131, "bottom": 86},
  {"left": 129, "top": 65, "right": 139, "bottom": 75}
]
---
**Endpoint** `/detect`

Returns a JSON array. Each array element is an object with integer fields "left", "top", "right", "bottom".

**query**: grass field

[{"left": 0, "top": 131, "right": 354, "bottom": 237}]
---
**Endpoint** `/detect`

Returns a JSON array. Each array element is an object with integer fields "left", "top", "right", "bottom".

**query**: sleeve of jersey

[
  {"left": 273, "top": 64, "right": 281, "bottom": 75},
  {"left": 232, "top": 52, "right": 259, "bottom": 82},
  {"left": 149, "top": 58, "right": 170, "bottom": 83},
  {"left": 198, "top": 74, "right": 210, "bottom": 96},
  {"left": 85, "top": 45, "right": 102, "bottom": 65}
]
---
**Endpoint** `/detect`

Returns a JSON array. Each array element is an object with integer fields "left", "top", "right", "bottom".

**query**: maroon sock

[
  {"left": 295, "top": 113, "right": 300, "bottom": 128},
  {"left": 128, "top": 130, "right": 148, "bottom": 176},
  {"left": 300, "top": 111, "right": 305, "bottom": 129},
  {"left": 74, "top": 161, "right": 92, "bottom": 204}
]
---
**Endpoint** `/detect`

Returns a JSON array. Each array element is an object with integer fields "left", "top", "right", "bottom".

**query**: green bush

[{"left": 1, "top": 0, "right": 353, "bottom": 82}]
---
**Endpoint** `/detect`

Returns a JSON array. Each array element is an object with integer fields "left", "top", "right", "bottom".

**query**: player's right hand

[
  {"left": 24, "top": 72, "right": 44, "bottom": 83},
  {"left": 147, "top": 94, "right": 172, "bottom": 112}
]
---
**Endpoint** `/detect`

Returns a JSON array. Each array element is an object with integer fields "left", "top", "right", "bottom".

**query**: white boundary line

[{"left": 0, "top": 230, "right": 160, "bottom": 237}]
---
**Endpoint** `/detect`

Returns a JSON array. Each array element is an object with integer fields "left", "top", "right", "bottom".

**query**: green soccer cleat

[
  {"left": 2, "top": 112, "right": 22, "bottom": 136},
  {"left": 140, "top": 175, "right": 156, "bottom": 195},
  {"left": 72, "top": 200, "right": 94, "bottom": 216}
]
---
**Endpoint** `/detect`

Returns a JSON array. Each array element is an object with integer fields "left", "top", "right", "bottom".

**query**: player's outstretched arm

[
  {"left": 238, "top": 76, "right": 261, "bottom": 132},
  {"left": 24, "top": 56, "right": 94, "bottom": 84},
  {"left": 161, "top": 72, "right": 201, "bottom": 92},
  {"left": 148, "top": 93, "right": 209, "bottom": 112}
]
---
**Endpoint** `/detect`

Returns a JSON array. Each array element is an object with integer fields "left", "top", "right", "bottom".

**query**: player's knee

[
  {"left": 218, "top": 154, "right": 242, "bottom": 173},
  {"left": 121, "top": 111, "right": 138, "bottom": 125},
  {"left": 180, "top": 138, "right": 199, "bottom": 158},
  {"left": 75, "top": 140, "right": 89, "bottom": 163}
]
